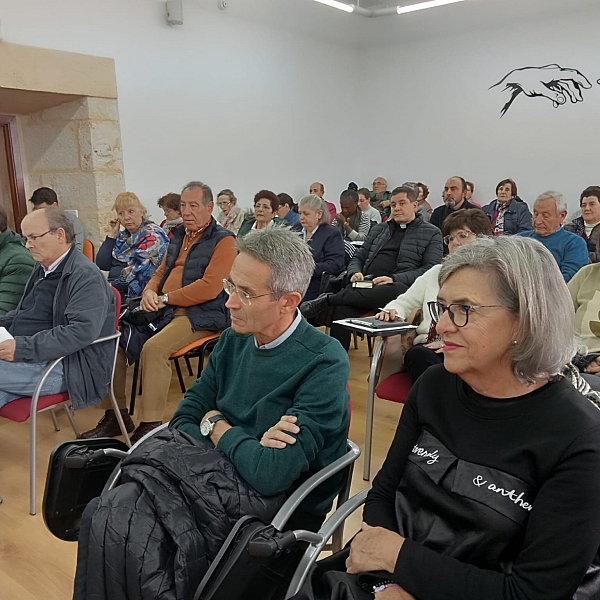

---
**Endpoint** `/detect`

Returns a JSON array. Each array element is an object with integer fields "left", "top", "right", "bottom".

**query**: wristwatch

[
  {"left": 200, "top": 414, "right": 227, "bottom": 437},
  {"left": 160, "top": 293, "right": 169, "bottom": 304}
]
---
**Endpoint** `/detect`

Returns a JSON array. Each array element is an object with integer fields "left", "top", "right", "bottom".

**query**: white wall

[
  {"left": 0, "top": 0, "right": 362, "bottom": 222},
  {"left": 358, "top": 1, "right": 600, "bottom": 215}
]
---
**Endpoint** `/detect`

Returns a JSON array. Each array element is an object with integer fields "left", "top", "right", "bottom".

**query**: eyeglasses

[
  {"left": 443, "top": 231, "right": 477, "bottom": 245},
  {"left": 218, "top": 201, "right": 231, "bottom": 208},
  {"left": 24, "top": 229, "right": 56, "bottom": 243},
  {"left": 427, "top": 301, "right": 503, "bottom": 328},
  {"left": 222, "top": 279, "right": 271, "bottom": 306}
]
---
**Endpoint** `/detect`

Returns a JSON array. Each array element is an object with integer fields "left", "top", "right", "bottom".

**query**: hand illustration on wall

[{"left": 490, "top": 64, "right": 593, "bottom": 117}]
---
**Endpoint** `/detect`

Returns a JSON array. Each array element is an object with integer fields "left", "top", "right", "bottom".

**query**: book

[
  {"left": 0, "top": 327, "right": 14, "bottom": 343},
  {"left": 351, "top": 280, "right": 374, "bottom": 289},
  {"left": 333, "top": 317, "right": 417, "bottom": 334}
]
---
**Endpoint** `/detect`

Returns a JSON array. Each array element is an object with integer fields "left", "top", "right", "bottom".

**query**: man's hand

[
  {"left": 201, "top": 409, "right": 232, "bottom": 446},
  {"left": 0, "top": 340, "right": 16, "bottom": 362},
  {"left": 584, "top": 357, "right": 600, "bottom": 374},
  {"left": 350, "top": 272, "right": 364, "bottom": 283},
  {"left": 346, "top": 523, "right": 404, "bottom": 575},
  {"left": 375, "top": 586, "right": 416, "bottom": 600},
  {"left": 373, "top": 276, "right": 393, "bottom": 285},
  {"left": 140, "top": 289, "right": 160, "bottom": 312},
  {"left": 260, "top": 415, "right": 299, "bottom": 448}
]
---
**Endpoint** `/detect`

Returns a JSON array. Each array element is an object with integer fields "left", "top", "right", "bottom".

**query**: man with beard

[{"left": 430, "top": 176, "right": 481, "bottom": 230}]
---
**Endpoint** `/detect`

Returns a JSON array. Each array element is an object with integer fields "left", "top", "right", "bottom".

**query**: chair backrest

[
  {"left": 83, "top": 239, "right": 95, "bottom": 261},
  {"left": 110, "top": 285, "right": 121, "bottom": 330}
]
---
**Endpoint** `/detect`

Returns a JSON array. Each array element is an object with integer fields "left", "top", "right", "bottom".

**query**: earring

[{"left": 512, "top": 340, "right": 518, "bottom": 345}]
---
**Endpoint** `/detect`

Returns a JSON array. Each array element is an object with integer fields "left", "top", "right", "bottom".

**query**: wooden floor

[{"left": 0, "top": 340, "right": 403, "bottom": 599}]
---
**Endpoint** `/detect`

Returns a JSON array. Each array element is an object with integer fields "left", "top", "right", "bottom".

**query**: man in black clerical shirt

[{"left": 301, "top": 185, "right": 443, "bottom": 351}]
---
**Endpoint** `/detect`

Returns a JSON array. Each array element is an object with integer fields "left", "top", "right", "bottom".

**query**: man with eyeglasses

[
  {"left": 81, "top": 181, "right": 237, "bottom": 444},
  {"left": 0, "top": 208, "right": 116, "bottom": 412},
  {"left": 370, "top": 177, "right": 392, "bottom": 216}
]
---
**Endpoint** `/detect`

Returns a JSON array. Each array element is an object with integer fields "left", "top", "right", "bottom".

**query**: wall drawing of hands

[{"left": 490, "top": 64, "right": 593, "bottom": 117}]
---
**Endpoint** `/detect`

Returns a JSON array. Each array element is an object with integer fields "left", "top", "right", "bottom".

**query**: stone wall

[{"left": 19, "top": 96, "right": 125, "bottom": 248}]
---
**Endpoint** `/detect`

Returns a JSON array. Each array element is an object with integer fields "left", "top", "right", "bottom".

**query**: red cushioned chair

[
  {"left": 0, "top": 286, "right": 122, "bottom": 515},
  {"left": 362, "top": 308, "right": 422, "bottom": 481}
]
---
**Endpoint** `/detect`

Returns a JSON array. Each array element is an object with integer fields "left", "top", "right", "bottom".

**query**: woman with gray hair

[
  {"left": 299, "top": 236, "right": 600, "bottom": 600},
  {"left": 294, "top": 194, "right": 345, "bottom": 302}
]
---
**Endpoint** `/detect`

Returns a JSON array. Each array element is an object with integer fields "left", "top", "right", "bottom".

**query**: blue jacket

[
  {"left": 482, "top": 199, "right": 533, "bottom": 235},
  {"left": 282, "top": 210, "right": 301, "bottom": 227},
  {"left": 518, "top": 228, "right": 589, "bottom": 282}
]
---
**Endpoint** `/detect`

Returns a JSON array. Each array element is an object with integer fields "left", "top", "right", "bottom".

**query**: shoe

[
  {"left": 130, "top": 421, "right": 163, "bottom": 445},
  {"left": 300, "top": 294, "right": 331, "bottom": 320},
  {"left": 80, "top": 409, "right": 135, "bottom": 439}
]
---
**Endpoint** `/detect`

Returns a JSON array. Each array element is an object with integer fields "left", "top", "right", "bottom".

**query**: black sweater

[{"left": 364, "top": 365, "right": 600, "bottom": 600}]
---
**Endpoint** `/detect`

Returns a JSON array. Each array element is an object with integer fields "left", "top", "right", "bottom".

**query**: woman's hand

[
  {"left": 584, "top": 358, "right": 600, "bottom": 374},
  {"left": 346, "top": 523, "right": 404, "bottom": 574},
  {"left": 336, "top": 213, "right": 347, "bottom": 224},
  {"left": 376, "top": 309, "right": 405, "bottom": 322},
  {"left": 107, "top": 218, "right": 121, "bottom": 239},
  {"left": 375, "top": 586, "right": 416, "bottom": 600},
  {"left": 260, "top": 415, "right": 299, "bottom": 448},
  {"left": 425, "top": 340, "right": 444, "bottom": 353}
]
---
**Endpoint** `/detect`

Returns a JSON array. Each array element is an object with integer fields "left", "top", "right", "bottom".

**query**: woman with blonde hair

[{"left": 96, "top": 191, "right": 169, "bottom": 299}]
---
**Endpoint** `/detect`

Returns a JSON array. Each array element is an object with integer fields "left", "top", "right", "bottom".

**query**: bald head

[
  {"left": 21, "top": 208, "right": 74, "bottom": 267},
  {"left": 309, "top": 182, "right": 325, "bottom": 198}
]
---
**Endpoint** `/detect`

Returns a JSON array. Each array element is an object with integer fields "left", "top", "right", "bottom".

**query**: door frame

[{"left": 0, "top": 115, "right": 27, "bottom": 232}]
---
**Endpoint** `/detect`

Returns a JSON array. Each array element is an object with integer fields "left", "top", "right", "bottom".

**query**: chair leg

[
  {"left": 353, "top": 331, "right": 359, "bottom": 350},
  {"left": 50, "top": 408, "right": 60, "bottom": 432},
  {"left": 367, "top": 336, "right": 373, "bottom": 358},
  {"left": 63, "top": 403, "right": 81, "bottom": 438},
  {"left": 363, "top": 338, "right": 384, "bottom": 481},
  {"left": 184, "top": 356, "right": 194, "bottom": 376},
  {"left": 130, "top": 360, "right": 139, "bottom": 416},
  {"left": 174, "top": 358, "right": 186, "bottom": 393},
  {"left": 30, "top": 405, "right": 37, "bottom": 515}
]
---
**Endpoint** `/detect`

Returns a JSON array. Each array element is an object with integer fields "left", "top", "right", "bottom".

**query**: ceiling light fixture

[
  {"left": 313, "top": 0, "right": 355, "bottom": 13},
  {"left": 397, "top": 0, "right": 465, "bottom": 15}
]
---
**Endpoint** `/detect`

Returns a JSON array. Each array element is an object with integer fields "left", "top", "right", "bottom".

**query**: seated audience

[
  {"left": 294, "top": 194, "right": 345, "bottom": 302},
  {"left": 404, "top": 181, "right": 431, "bottom": 223},
  {"left": 29, "top": 187, "right": 84, "bottom": 251},
  {"left": 310, "top": 182, "right": 337, "bottom": 223},
  {"left": 237, "top": 189, "right": 285, "bottom": 237},
  {"left": 95, "top": 192, "right": 169, "bottom": 299},
  {"left": 357, "top": 187, "right": 382, "bottom": 224},
  {"left": 299, "top": 236, "right": 600, "bottom": 600},
  {"left": 430, "top": 176, "right": 480, "bottom": 230},
  {"left": 333, "top": 189, "right": 372, "bottom": 242},
  {"left": 277, "top": 192, "right": 301, "bottom": 227},
  {"left": 216, "top": 188, "right": 247, "bottom": 235},
  {"left": 370, "top": 176, "right": 392, "bottom": 216},
  {"left": 565, "top": 185, "right": 600, "bottom": 263},
  {"left": 518, "top": 191, "right": 588, "bottom": 282},
  {"left": 417, "top": 182, "right": 433, "bottom": 216},
  {"left": 465, "top": 180, "right": 475, "bottom": 201},
  {"left": 482, "top": 178, "right": 533, "bottom": 235},
  {"left": 157, "top": 192, "right": 182, "bottom": 238},
  {"left": 378, "top": 209, "right": 492, "bottom": 384},
  {"left": 75, "top": 227, "right": 350, "bottom": 599},
  {"left": 0, "top": 209, "right": 116, "bottom": 409},
  {"left": 0, "top": 206, "right": 34, "bottom": 315},
  {"left": 82, "top": 181, "right": 237, "bottom": 443},
  {"left": 301, "top": 185, "right": 443, "bottom": 351}
]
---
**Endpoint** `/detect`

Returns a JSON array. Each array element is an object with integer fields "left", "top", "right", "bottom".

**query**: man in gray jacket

[
  {"left": 301, "top": 185, "right": 443, "bottom": 350},
  {"left": 0, "top": 208, "right": 116, "bottom": 410}
]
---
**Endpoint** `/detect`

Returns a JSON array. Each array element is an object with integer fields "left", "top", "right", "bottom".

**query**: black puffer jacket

[
  {"left": 347, "top": 217, "right": 443, "bottom": 286},
  {"left": 74, "top": 429, "right": 285, "bottom": 600}
]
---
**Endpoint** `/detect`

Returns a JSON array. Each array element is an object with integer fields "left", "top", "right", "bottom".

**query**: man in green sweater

[{"left": 169, "top": 226, "right": 351, "bottom": 530}]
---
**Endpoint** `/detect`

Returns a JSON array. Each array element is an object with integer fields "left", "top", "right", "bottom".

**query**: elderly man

[
  {"left": 430, "top": 176, "right": 480, "bottom": 230},
  {"left": 81, "top": 181, "right": 238, "bottom": 443},
  {"left": 0, "top": 206, "right": 34, "bottom": 315},
  {"left": 310, "top": 182, "right": 337, "bottom": 223},
  {"left": 29, "top": 187, "right": 85, "bottom": 251},
  {"left": 0, "top": 208, "right": 115, "bottom": 409},
  {"left": 74, "top": 227, "right": 350, "bottom": 599},
  {"left": 518, "top": 191, "right": 588, "bottom": 282},
  {"left": 370, "top": 177, "right": 392, "bottom": 216},
  {"left": 302, "top": 185, "right": 443, "bottom": 351}
]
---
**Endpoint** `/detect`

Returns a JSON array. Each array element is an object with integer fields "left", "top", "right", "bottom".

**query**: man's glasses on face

[
  {"left": 24, "top": 229, "right": 57, "bottom": 244},
  {"left": 222, "top": 279, "right": 271, "bottom": 306}
]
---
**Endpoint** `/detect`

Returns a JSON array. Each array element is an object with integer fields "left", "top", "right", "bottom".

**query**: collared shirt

[
  {"left": 303, "top": 225, "right": 320, "bottom": 242},
  {"left": 42, "top": 247, "right": 71, "bottom": 277},
  {"left": 255, "top": 309, "right": 302, "bottom": 350}
]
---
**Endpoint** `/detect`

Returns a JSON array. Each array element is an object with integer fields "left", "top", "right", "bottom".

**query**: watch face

[{"left": 200, "top": 420, "right": 212, "bottom": 437}]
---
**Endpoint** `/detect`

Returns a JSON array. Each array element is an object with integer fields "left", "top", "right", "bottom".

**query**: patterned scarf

[
  {"left": 492, "top": 200, "right": 511, "bottom": 236},
  {"left": 222, "top": 206, "right": 240, "bottom": 230}
]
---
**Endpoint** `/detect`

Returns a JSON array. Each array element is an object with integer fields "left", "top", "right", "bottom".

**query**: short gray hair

[
  {"left": 299, "top": 194, "right": 329, "bottom": 225},
  {"left": 181, "top": 181, "right": 213, "bottom": 205},
  {"left": 45, "top": 208, "right": 75, "bottom": 244},
  {"left": 535, "top": 190, "right": 567, "bottom": 215},
  {"left": 236, "top": 226, "right": 315, "bottom": 299},
  {"left": 439, "top": 236, "right": 574, "bottom": 384}
]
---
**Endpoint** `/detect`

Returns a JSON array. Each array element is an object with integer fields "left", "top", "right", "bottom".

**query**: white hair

[
  {"left": 299, "top": 194, "right": 329, "bottom": 225},
  {"left": 535, "top": 190, "right": 567, "bottom": 215}
]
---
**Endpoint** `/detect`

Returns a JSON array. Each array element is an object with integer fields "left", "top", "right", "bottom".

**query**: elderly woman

[
  {"left": 565, "top": 186, "right": 600, "bottom": 263},
  {"left": 377, "top": 209, "right": 492, "bottom": 384},
  {"left": 237, "top": 189, "right": 285, "bottom": 238},
  {"left": 294, "top": 194, "right": 345, "bottom": 302},
  {"left": 482, "top": 178, "right": 532, "bottom": 236},
  {"left": 157, "top": 192, "right": 182, "bottom": 238},
  {"left": 216, "top": 188, "right": 247, "bottom": 235},
  {"left": 296, "top": 236, "right": 600, "bottom": 600},
  {"left": 96, "top": 192, "right": 169, "bottom": 299},
  {"left": 417, "top": 182, "right": 433, "bottom": 216}
]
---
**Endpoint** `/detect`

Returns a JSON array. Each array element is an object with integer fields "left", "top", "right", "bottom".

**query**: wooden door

[{"left": 0, "top": 116, "right": 27, "bottom": 232}]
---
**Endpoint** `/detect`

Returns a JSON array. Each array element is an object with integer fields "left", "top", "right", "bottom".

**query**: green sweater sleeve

[{"left": 216, "top": 346, "right": 350, "bottom": 497}]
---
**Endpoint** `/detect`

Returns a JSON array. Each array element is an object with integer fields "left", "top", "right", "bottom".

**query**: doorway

[{"left": 0, "top": 116, "right": 26, "bottom": 232}]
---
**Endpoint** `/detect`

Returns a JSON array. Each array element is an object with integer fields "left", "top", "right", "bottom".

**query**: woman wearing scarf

[
  {"left": 216, "top": 189, "right": 247, "bottom": 235},
  {"left": 96, "top": 192, "right": 169, "bottom": 299},
  {"left": 157, "top": 192, "right": 183, "bottom": 238},
  {"left": 482, "top": 178, "right": 532, "bottom": 236}
]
